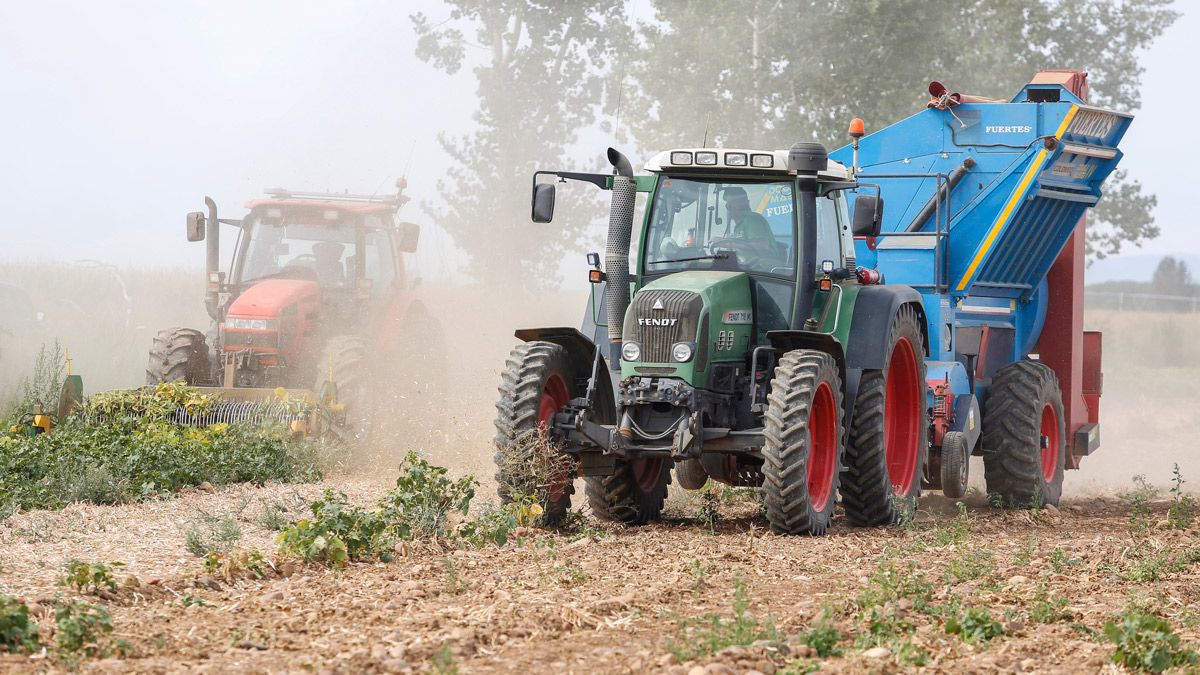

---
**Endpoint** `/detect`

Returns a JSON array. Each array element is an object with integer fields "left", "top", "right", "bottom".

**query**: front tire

[
  {"left": 843, "top": 304, "right": 928, "bottom": 526},
  {"left": 982, "top": 360, "right": 1065, "bottom": 508},
  {"left": 493, "top": 342, "right": 576, "bottom": 525},
  {"left": 315, "top": 335, "right": 372, "bottom": 447},
  {"left": 146, "top": 328, "right": 210, "bottom": 385},
  {"left": 762, "top": 350, "right": 844, "bottom": 536}
]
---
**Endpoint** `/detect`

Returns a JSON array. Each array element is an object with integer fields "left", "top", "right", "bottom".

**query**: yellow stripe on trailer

[{"left": 955, "top": 105, "right": 1079, "bottom": 292}]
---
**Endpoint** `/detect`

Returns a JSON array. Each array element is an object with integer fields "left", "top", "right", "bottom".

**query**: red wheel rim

[
  {"left": 807, "top": 381, "right": 837, "bottom": 512},
  {"left": 537, "top": 373, "right": 571, "bottom": 501},
  {"left": 884, "top": 337, "right": 921, "bottom": 494},
  {"left": 632, "top": 458, "right": 665, "bottom": 492},
  {"left": 1040, "top": 403, "right": 1059, "bottom": 483}
]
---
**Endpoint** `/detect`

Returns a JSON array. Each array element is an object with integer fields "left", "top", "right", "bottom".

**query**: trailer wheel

[
  {"left": 940, "top": 431, "right": 970, "bottom": 499},
  {"left": 761, "top": 349, "right": 843, "bottom": 535},
  {"left": 843, "top": 304, "right": 928, "bottom": 526},
  {"left": 585, "top": 457, "right": 672, "bottom": 525},
  {"left": 982, "top": 360, "right": 1065, "bottom": 508},
  {"left": 493, "top": 342, "right": 576, "bottom": 526},
  {"left": 146, "top": 327, "right": 211, "bottom": 385},
  {"left": 316, "top": 335, "right": 373, "bottom": 447},
  {"left": 675, "top": 458, "right": 709, "bottom": 490}
]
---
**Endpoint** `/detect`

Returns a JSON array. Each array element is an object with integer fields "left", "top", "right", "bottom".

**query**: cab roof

[
  {"left": 242, "top": 198, "right": 398, "bottom": 215},
  {"left": 644, "top": 148, "right": 849, "bottom": 181},
  {"left": 244, "top": 187, "right": 406, "bottom": 215}
]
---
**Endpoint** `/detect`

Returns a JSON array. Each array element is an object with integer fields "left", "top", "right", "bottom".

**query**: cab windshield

[
  {"left": 237, "top": 209, "right": 395, "bottom": 291},
  {"left": 644, "top": 177, "right": 796, "bottom": 276}
]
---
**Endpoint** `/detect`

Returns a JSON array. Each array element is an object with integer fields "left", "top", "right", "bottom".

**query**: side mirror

[
  {"left": 397, "top": 221, "right": 421, "bottom": 253},
  {"left": 532, "top": 183, "right": 556, "bottom": 223},
  {"left": 186, "top": 211, "right": 206, "bottom": 242},
  {"left": 852, "top": 195, "right": 884, "bottom": 237}
]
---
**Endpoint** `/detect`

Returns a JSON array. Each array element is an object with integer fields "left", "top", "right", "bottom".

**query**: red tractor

[{"left": 146, "top": 181, "right": 441, "bottom": 443}]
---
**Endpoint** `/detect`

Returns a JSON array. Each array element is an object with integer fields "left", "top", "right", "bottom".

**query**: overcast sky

[{"left": 2, "top": 1, "right": 1196, "bottom": 274}]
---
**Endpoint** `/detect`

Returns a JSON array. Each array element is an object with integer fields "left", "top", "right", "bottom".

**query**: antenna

[
  {"left": 613, "top": 84, "right": 624, "bottom": 142},
  {"left": 402, "top": 140, "right": 417, "bottom": 178},
  {"left": 702, "top": 114, "right": 711, "bottom": 148}
]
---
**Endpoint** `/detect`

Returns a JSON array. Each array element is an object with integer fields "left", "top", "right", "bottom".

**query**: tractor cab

[
  {"left": 637, "top": 150, "right": 862, "bottom": 347},
  {"left": 232, "top": 195, "right": 412, "bottom": 313},
  {"left": 179, "top": 182, "right": 421, "bottom": 389}
]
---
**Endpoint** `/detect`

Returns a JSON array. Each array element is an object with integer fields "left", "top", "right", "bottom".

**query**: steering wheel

[
  {"left": 706, "top": 238, "right": 744, "bottom": 254},
  {"left": 285, "top": 254, "right": 318, "bottom": 268}
]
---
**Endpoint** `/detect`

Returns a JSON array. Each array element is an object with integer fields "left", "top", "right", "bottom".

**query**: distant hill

[{"left": 1085, "top": 253, "right": 1200, "bottom": 284}]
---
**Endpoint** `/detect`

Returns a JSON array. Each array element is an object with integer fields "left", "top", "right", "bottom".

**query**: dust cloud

[
  {"left": 3, "top": 257, "right": 1195, "bottom": 500},
  {"left": 0, "top": 262, "right": 590, "bottom": 496}
]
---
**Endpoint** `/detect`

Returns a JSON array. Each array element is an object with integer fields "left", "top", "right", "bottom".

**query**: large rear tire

[
  {"left": 982, "top": 360, "right": 1065, "bottom": 508},
  {"left": 584, "top": 457, "right": 672, "bottom": 525},
  {"left": 146, "top": 328, "right": 210, "bottom": 385},
  {"left": 315, "top": 336, "right": 373, "bottom": 447},
  {"left": 762, "top": 350, "right": 844, "bottom": 535},
  {"left": 493, "top": 342, "right": 576, "bottom": 526},
  {"left": 843, "top": 305, "right": 928, "bottom": 526}
]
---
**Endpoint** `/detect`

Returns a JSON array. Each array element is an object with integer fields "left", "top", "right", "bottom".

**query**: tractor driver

[
  {"left": 719, "top": 186, "right": 783, "bottom": 270},
  {"left": 312, "top": 241, "right": 347, "bottom": 287}
]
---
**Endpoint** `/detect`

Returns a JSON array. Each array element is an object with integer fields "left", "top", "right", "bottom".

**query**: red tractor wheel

[
  {"left": 982, "top": 360, "right": 1065, "bottom": 508},
  {"left": 493, "top": 341, "right": 576, "bottom": 525},
  {"left": 843, "top": 304, "right": 928, "bottom": 526},
  {"left": 315, "top": 335, "right": 373, "bottom": 449},
  {"left": 761, "top": 349, "right": 844, "bottom": 535},
  {"left": 146, "top": 327, "right": 211, "bottom": 385}
]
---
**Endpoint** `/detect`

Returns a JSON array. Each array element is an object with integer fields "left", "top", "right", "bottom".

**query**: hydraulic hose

[{"left": 906, "top": 158, "right": 975, "bottom": 232}]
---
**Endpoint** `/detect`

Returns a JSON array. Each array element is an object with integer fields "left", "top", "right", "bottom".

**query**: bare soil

[{"left": 2, "top": 476, "right": 1197, "bottom": 674}]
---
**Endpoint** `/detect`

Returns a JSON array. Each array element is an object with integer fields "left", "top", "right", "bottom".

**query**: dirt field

[
  {"left": 1, "top": 474, "right": 1197, "bottom": 674},
  {"left": 4, "top": 271, "right": 1200, "bottom": 672}
]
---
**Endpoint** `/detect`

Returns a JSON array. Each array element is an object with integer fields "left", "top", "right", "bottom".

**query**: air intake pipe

[
  {"left": 905, "top": 157, "right": 975, "bottom": 232},
  {"left": 605, "top": 148, "right": 636, "bottom": 360}
]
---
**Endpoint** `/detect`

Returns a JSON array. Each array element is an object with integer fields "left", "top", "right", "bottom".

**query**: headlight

[
  {"left": 724, "top": 152, "right": 747, "bottom": 166},
  {"left": 670, "top": 151, "right": 693, "bottom": 165},
  {"left": 621, "top": 341, "right": 641, "bottom": 362},
  {"left": 226, "top": 317, "right": 277, "bottom": 331},
  {"left": 695, "top": 151, "right": 718, "bottom": 165},
  {"left": 672, "top": 342, "right": 694, "bottom": 363},
  {"left": 750, "top": 153, "right": 774, "bottom": 168}
]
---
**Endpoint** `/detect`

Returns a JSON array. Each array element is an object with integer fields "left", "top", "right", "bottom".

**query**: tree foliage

[
  {"left": 411, "top": 2, "right": 632, "bottom": 286},
  {"left": 414, "top": 0, "right": 1177, "bottom": 279},
  {"left": 628, "top": 0, "right": 1177, "bottom": 258},
  {"left": 1152, "top": 255, "right": 1194, "bottom": 295}
]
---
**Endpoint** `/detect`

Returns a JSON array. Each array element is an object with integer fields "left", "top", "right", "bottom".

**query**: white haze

[{"left": 1, "top": 1, "right": 1198, "bottom": 269}]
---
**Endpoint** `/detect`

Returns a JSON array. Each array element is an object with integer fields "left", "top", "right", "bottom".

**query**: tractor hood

[
  {"left": 227, "top": 279, "right": 320, "bottom": 319},
  {"left": 620, "top": 271, "right": 753, "bottom": 382}
]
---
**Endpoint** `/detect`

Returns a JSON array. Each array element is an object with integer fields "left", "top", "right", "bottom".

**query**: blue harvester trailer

[{"left": 830, "top": 70, "right": 1129, "bottom": 503}]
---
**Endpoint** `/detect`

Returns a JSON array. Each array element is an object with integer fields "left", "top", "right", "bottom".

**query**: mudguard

[
  {"left": 844, "top": 285, "right": 929, "bottom": 369},
  {"left": 836, "top": 285, "right": 929, "bottom": 422},
  {"left": 766, "top": 329, "right": 847, "bottom": 395},
  {"left": 513, "top": 326, "right": 617, "bottom": 418}
]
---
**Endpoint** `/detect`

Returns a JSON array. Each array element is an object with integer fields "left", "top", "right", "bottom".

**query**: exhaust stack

[
  {"left": 204, "top": 196, "right": 222, "bottom": 322},
  {"left": 605, "top": 148, "right": 636, "bottom": 358}
]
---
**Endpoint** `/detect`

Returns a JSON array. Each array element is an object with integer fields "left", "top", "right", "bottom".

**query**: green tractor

[{"left": 494, "top": 144, "right": 929, "bottom": 535}]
